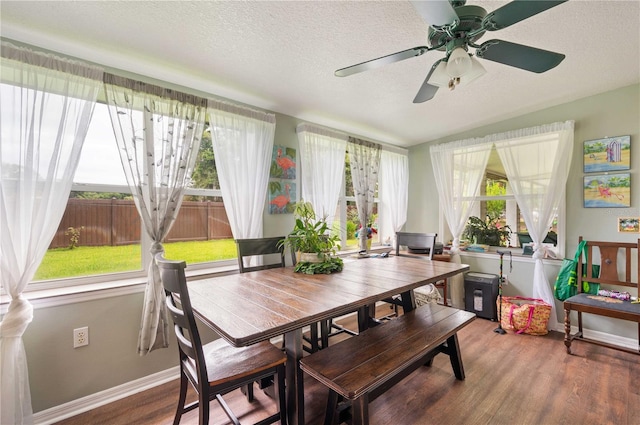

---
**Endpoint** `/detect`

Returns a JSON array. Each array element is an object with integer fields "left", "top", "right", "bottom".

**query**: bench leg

[
  {"left": 447, "top": 334, "right": 465, "bottom": 380},
  {"left": 351, "top": 394, "right": 370, "bottom": 425},
  {"left": 564, "top": 308, "right": 572, "bottom": 354},
  {"left": 324, "top": 390, "right": 340, "bottom": 425}
]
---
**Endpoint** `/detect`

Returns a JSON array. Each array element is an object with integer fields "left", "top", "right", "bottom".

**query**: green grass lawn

[
  {"left": 34, "top": 239, "right": 238, "bottom": 281},
  {"left": 34, "top": 237, "right": 363, "bottom": 281}
]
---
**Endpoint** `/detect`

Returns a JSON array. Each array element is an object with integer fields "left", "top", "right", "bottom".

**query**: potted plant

[
  {"left": 280, "top": 201, "right": 343, "bottom": 274},
  {"left": 462, "top": 214, "right": 512, "bottom": 247}
]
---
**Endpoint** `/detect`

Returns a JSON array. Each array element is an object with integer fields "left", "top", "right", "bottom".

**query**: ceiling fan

[{"left": 335, "top": 0, "right": 568, "bottom": 103}]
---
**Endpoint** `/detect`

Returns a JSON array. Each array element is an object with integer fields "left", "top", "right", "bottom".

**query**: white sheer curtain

[
  {"left": 296, "top": 123, "right": 347, "bottom": 225},
  {"left": 0, "top": 42, "right": 103, "bottom": 424},
  {"left": 430, "top": 138, "right": 492, "bottom": 308},
  {"left": 104, "top": 75, "right": 206, "bottom": 355},
  {"left": 491, "top": 121, "right": 574, "bottom": 330},
  {"left": 207, "top": 100, "right": 275, "bottom": 239},
  {"left": 379, "top": 150, "right": 409, "bottom": 246},
  {"left": 348, "top": 137, "right": 381, "bottom": 251}
]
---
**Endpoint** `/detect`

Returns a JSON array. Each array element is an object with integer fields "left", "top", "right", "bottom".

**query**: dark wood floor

[{"left": 54, "top": 309, "right": 639, "bottom": 425}]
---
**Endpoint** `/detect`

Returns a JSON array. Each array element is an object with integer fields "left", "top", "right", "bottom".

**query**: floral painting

[
  {"left": 583, "top": 173, "right": 630, "bottom": 208},
  {"left": 270, "top": 145, "right": 296, "bottom": 180},
  {"left": 268, "top": 181, "right": 296, "bottom": 214},
  {"left": 583, "top": 135, "right": 630, "bottom": 173}
]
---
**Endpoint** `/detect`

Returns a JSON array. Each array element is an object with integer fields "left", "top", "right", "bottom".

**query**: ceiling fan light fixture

[
  {"left": 459, "top": 55, "right": 487, "bottom": 86},
  {"left": 446, "top": 46, "right": 472, "bottom": 77},
  {"left": 429, "top": 61, "right": 451, "bottom": 88}
]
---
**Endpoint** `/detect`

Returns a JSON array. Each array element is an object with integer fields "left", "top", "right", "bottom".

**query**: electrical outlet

[
  {"left": 73, "top": 326, "right": 89, "bottom": 348},
  {"left": 502, "top": 275, "right": 509, "bottom": 285}
]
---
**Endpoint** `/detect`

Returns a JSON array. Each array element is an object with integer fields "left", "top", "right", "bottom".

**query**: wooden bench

[
  {"left": 563, "top": 238, "right": 640, "bottom": 355},
  {"left": 299, "top": 304, "right": 476, "bottom": 425}
]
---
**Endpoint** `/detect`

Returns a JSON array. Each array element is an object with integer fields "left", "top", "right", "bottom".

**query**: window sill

[
  {"left": 0, "top": 263, "right": 239, "bottom": 314},
  {"left": 458, "top": 248, "right": 563, "bottom": 265}
]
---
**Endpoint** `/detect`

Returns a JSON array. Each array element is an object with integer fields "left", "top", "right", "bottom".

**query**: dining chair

[
  {"left": 382, "top": 232, "right": 445, "bottom": 317},
  {"left": 235, "top": 236, "right": 293, "bottom": 273},
  {"left": 156, "top": 253, "right": 287, "bottom": 425}
]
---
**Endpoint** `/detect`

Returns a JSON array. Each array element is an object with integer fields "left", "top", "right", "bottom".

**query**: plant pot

[{"left": 300, "top": 252, "right": 325, "bottom": 263}]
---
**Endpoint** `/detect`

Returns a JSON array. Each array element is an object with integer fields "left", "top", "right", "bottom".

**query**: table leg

[
  {"left": 284, "top": 329, "right": 304, "bottom": 425},
  {"left": 400, "top": 290, "right": 416, "bottom": 313}
]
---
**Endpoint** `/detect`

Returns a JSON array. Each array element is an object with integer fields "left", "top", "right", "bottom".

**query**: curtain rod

[{"left": 103, "top": 72, "right": 208, "bottom": 107}]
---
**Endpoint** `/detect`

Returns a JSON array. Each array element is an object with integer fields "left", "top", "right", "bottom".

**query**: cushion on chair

[
  {"left": 414, "top": 283, "right": 443, "bottom": 306},
  {"left": 565, "top": 293, "right": 640, "bottom": 316}
]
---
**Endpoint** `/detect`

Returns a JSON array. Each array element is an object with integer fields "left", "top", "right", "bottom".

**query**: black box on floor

[{"left": 464, "top": 272, "right": 500, "bottom": 321}]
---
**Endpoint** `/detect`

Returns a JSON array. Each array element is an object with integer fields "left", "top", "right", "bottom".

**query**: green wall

[
  {"left": 407, "top": 83, "right": 640, "bottom": 338},
  {"left": 7, "top": 34, "right": 637, "bottom": 414}
]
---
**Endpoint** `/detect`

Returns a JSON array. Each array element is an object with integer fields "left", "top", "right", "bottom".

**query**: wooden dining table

[{"left": 187, "top": 255, "right": 469, "bottom": 425}]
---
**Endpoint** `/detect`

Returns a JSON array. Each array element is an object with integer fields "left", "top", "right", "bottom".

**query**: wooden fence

[{"left": 50, "top": 199, "right": 232, "bottom": 249}]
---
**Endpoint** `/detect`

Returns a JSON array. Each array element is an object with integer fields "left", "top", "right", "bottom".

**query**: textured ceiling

[{"left": 1, "top": 1, "right": 639, "bottom": 147}]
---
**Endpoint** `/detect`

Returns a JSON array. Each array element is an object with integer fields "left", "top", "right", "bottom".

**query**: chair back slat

[
  {"left": 236, "top": 236, "right": 293, "bottom": 273},
  {"left": 577, "top": 237, "right": 639, "bottom": 289},
  {"left": 156, "top": 254, "right": 208, "bottom": 385},
  {"left": 396, "top": 232, "right": 437, "bottom": 260}
]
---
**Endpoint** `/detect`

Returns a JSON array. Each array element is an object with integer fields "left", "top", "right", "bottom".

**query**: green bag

[{"left": 554, "top": 240, "right": 600, "bottom": 301}]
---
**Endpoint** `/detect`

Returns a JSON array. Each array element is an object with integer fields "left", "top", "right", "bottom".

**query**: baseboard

[
  {"left": 554, "top": 323, "right": 638, "bottom": 350},
  {"left": 33, "top": 366, "right": 179, "bottom": 425}
]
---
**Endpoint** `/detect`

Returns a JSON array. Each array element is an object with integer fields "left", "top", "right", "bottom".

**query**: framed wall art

[
  {"left": 270, "top": 145, "right": 296, "bottom": 180},
  {"left": 583, "top": 173, "right": 630, "bottom": 208},
  {"left": 583, "top": 135, "right": 630, "bottom": 173},
  {"left": 268, "top": 181, "right": 296, "bottom": 214},
  {"left": 618, "top": 217, "right": 640, "bottom": 233}
]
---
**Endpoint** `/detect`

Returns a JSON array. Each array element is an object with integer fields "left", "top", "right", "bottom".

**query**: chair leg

[
  {"left": 174, "top": 371, "right": 189, "bottom": 425},
  {"left": 276, "top": 365, "right": 287, "bottom": 425},
  {"left": 564, "top": 308, "right": 572, "bottom": 354},
  {"left": 309, "top": 323, "right": 320, "bottom": 352},
  {"left": 442, "top": 279, "right": 448, "bottom": 306},
  {"left": 320, "top": 320, "right": 330, "bottom": 349},
  {"left": 241, "top": 382, "right": 254, "bottom": 402},
  {"left": 200, "top": 391, "right": 211, "bottom": 425}
]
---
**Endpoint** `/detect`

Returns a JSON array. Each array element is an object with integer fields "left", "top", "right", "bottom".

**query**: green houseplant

[
  {"left": 280, "top": 201, "right": 343, "bottom": 274},
  {"left": 462, "top": 215, "right": 512, "bottom": 247}
]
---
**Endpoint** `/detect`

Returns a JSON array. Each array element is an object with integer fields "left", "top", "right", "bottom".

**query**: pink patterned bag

[{"left": 498, "top": 296, "right": 551, "bottom": 336}]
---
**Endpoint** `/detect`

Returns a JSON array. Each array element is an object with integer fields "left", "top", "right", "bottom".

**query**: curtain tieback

[
  {"left": 150, "top": 242, "right": 164, "bottom": 256},
  {"left": 532, "top": 243, "right": 547, "bottom": 260},
  {"left": 0, "top": 295, "right": 34, "bottom": 338}
]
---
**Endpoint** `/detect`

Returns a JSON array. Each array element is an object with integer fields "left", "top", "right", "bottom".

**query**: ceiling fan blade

[
  {"left": 335, "top": 46, "right": 428, "bottom": 77},
  {"left": 413, "top": 60, "right": 442, "bottom": 103},
  {"left": 483, "top": 0, "right": 568, "bottom": 31},
  {"left": 410, "top": 0, "right": 458, "bottom": 27},
  {"left": 476, "top": 40, "right": 565, "bottom": 73}
]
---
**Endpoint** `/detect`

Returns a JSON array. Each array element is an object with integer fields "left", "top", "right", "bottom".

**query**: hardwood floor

[{"left": 54, "top": 311, "right": 639, "bottom": 425}]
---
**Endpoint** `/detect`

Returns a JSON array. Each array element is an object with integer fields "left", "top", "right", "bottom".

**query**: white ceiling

[{"left": 1, "top": 1, "right": 639, "bottom": 148}]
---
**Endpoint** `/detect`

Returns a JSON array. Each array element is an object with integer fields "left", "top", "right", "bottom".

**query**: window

[
  {"left": 32, "top": 105, "right": 236, "bottom": 287},
  {"left": 464, "top": 147, "right": 561, "bottom": 254},
  {"left": 449, "top": 126, "right": 569, "bottom": 259},
  {"left": 464, "top": 148, "right": 558, "bottom": 251},
  {"left": 333, "top": 151, "right": 380, "bottom": 250}
]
